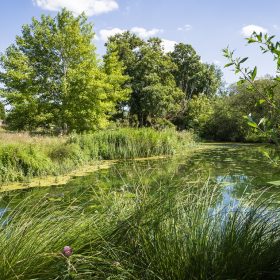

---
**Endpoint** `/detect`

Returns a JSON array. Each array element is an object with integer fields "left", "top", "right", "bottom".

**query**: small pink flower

[{"left": 62, "top": 246, "right": 73, "bottom": 257}]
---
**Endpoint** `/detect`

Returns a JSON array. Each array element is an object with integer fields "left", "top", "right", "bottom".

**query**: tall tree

[
  {"left": 102, "top": 41, "right": 131, "bottom": 120},
  {"left": 170, "top": 43, "right": 222, "bottom": 99},
  {"left": 105, "top": 33, "right": 183, "bottom": 126},
  {"left": 0, "top": 9, "right": 127, "bottom": 132},
  {"left": 131, "top": 38, "right": 183, "bottom": 126}
]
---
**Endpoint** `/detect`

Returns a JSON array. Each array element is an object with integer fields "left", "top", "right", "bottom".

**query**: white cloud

[
  {"left": 273, "top": 24, "right": 279, "bottom": 30},
  {"left": 213, "top": 60, "right": 221, "bottom": 65},
  {"left": 130, "top": 27, "right": 163, "bottom": 38},
  {"left": 241, "top": 25, "right": 268, "bottom": 37},
  {"left": 177, "top": 24, "right": 192, "bottom": 31},
  {"left": 161, "top": 39, "right": 177, "bottom": 53},
  {"left": 98, "top": 27, "right": 163, "bottom": 41},
  {"left": 33, "top": 0, "right": 119, "bottom": 16},
  {"left": 99, "top": 28, "right": 125, "bottom": 41}
]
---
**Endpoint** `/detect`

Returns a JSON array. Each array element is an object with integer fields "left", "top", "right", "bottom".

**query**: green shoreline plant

[
  {"left": 0, "top": 178, "right": 280, "bottom": 279},
  {"left": 0, "top": 128, "right": 196, "bottom": 184}
]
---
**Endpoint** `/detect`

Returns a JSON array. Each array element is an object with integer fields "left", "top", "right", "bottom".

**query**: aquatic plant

[
  {"left": 0, "top": 177, "right": 280, "bottom": 279},
  {"left": 0, "top": 128, "right": 196, "bottom": 184}
]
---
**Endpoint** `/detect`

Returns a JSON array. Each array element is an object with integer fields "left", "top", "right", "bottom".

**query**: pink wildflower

[{"left": 62, "top": 246, "right": 73, "bottom": 257}]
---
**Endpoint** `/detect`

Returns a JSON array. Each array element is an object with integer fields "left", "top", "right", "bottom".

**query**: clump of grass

[
  {"left": 106, "top": 184, "right": 280, "bottom": 280},
  {"left": 0, "top": 128, "right": 196, "bottom": 183},
  {"left": 0, "top": 177, "right": 280, "bottom": 279},
  {"left": 69, "top": 128, "right": 196, "bottom": 159}
]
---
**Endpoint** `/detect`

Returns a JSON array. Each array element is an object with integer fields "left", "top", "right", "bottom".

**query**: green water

[{"left": 1, "top": 143, "right": 280, "bottom": 212}]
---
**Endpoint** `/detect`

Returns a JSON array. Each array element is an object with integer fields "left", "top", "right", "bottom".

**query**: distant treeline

[
  {"left": 0, "top": 9, "right": 221, "bottom": 133},
  {"left": 0, "top": 9, "right": 279, "bottom": 142}
]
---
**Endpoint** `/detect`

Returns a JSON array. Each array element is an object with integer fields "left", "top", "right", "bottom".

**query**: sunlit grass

[
  {"left": 0, "top": 178, "right": 280, "bottom": 279},
  {"left": 0, "top": 128, "right": 196, "bottom": 184}
]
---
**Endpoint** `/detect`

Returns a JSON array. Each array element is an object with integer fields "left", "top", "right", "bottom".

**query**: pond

[{"left": 1, "top": 143, "right": 280, "bottom": 211}]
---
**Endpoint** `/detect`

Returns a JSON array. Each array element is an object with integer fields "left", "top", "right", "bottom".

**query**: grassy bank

[
  {"left": 0, "top": 178, "right": 280, "bottom": 279},
  {"left": 0, "top": 128, "right": 196, "bottom": 184}
]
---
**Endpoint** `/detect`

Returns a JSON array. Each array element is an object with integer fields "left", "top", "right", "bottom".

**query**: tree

[
  {"left": 105, "top": 33, "right": 183, "bottom": 127},
  {"left": 0, "top": 9, "right": 128, "bottom": 132},
  {"left": 170, "top": 43, "right": 222, "bottom": 99},
  {"left": 185, "top": 94, "right": 214, "bottom": 135},
  {"left": 102, "top": 41, "right": 131, "bottom": 121},
  {"left": 105, "top": 31, "right": 143, "bottom": 123},
  {"left": 131, "top": 38, "right": 183, "bottom": 126}
]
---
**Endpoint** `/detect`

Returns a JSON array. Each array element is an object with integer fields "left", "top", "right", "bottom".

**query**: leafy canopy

[{"left": 0, "top": 9, "right": 129, "bottom": 132}]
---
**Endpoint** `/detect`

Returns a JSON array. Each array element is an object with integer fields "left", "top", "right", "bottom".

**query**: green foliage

[
  {"left": 0, "top": 177, "right": 280, "bottom": 279},
  {"left": 0, "top": 10, "right": 225, "bottom": 133},
  {"left": 185, "top": 80, "right": 280, "bottom": 142},
  {"left": 170, "top": 43, "right": 222, "bottom": 98},
  {"left": 0, "top": 9, "right": 128, "bottom": 133},
  {"left": 102, "top": 41, "right": 131, "bottom": 120},
  {"left": 185, "top": 94, "right": 214, "bottom": 135},
  {"left": 205, "top": 97, "right": 248, "bottom": 141},
  {"left": 224, "top": 33, "right": 280, "bottom": 144},
  {"left": 0, "top": 102, "right": 5, "bottom": 120},
  {"left": 106, "top": 33, "right": 184, "bottom": 127},
  {"left": 182, "top": 80, "right": 280, "bottom": 142},
  {"left": 0, "top": 128, "right": 196, "bottom": 183}
]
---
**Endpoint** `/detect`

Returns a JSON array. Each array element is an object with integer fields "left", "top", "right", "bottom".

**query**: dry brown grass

[{"left": 0, "top": 130, "right": 66, "bottom": 146}]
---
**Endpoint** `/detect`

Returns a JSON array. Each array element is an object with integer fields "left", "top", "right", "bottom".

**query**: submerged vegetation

[{"left": 0, "top": 128, "right": 196, "bottom": 184}]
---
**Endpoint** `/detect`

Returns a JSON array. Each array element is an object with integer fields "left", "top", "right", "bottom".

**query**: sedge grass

[{"left": 0, "top": 175, "right": 280, "bottom": 279}]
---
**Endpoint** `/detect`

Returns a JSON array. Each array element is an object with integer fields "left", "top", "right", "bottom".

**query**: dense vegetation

[
  {"left": 0, "top": 9, "right": 221, "bottom": 133},
  {"left": 0, "top": 10, "right": 279, "bottom": 145},
  {"left": 1, "top": 169, "right": 280, "bottom": 280},
  {"left": 0, "top": 128, "right": 195, "bottom": 183},
  {"left": 0, "top": 8, "right": 280, "bottom": 280}
]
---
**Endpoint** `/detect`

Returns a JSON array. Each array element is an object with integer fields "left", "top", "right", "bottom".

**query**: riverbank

[{"left": 0, "top": 128, "right": 196, "bottom": 185}]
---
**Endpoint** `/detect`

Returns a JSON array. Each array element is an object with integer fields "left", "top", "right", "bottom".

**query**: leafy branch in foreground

[{"left": 223, "top": 32, "right": 280, "bottom": 145}]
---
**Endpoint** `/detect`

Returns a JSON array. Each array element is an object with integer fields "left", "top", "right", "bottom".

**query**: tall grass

[
  {"left": 0, "top": 128, "right": 196, "bottom": 183},
  {"left": 1, "top": 178, "right": 280, "bottom": 279}
]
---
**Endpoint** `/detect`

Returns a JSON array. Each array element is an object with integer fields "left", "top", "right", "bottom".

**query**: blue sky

[{"left": 1, "top": 0, "right": 280, "bottom": 84}]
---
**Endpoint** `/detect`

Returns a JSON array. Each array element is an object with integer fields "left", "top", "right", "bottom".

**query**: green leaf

[
  {"left": 237, "top": 79, "right": 246, "bottom": 86},
  {"left": 239, "top": 57, "right": 248, "bottom": 64},
  {"left": 256, "top": 99, "right": 266, "bottom": 106},
  {"left": 247, "top": 121, "right": 258, "bottom": 128},
  {"left": 268, "top": 180, "right": 280, "bottom": 186},
  {"left": 224, "top": 62, "right": 234, "bottom": 68},
  {"left": 251, "top": 67, "right": 257, "bottom": 81},
  {"left": 247, "top": 38, "right": 257, "bottom": 44}
]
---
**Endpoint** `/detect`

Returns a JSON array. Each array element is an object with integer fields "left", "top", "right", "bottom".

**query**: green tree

[
  {"left": 185, "top": 94, "right": 214, "bottom": 135},
  {"left": 103, "top": 41, "right": 131, "bottom": 121},
  {"left": 0, "top": 9, "right": 127, "bottom": 132},
  {"left": 170, "top": 43, "right": 222, "bottom": 99},
  {"left": 105, "top": 33, "right": 183, "bottom": 127},
  {"left": 131, "top": 38, "right": 183, "bottom": 126}
]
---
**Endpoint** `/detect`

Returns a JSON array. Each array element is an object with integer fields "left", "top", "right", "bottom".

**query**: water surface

[{"left": 1, "top": 143, "right": 280, "bottom": 210}]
